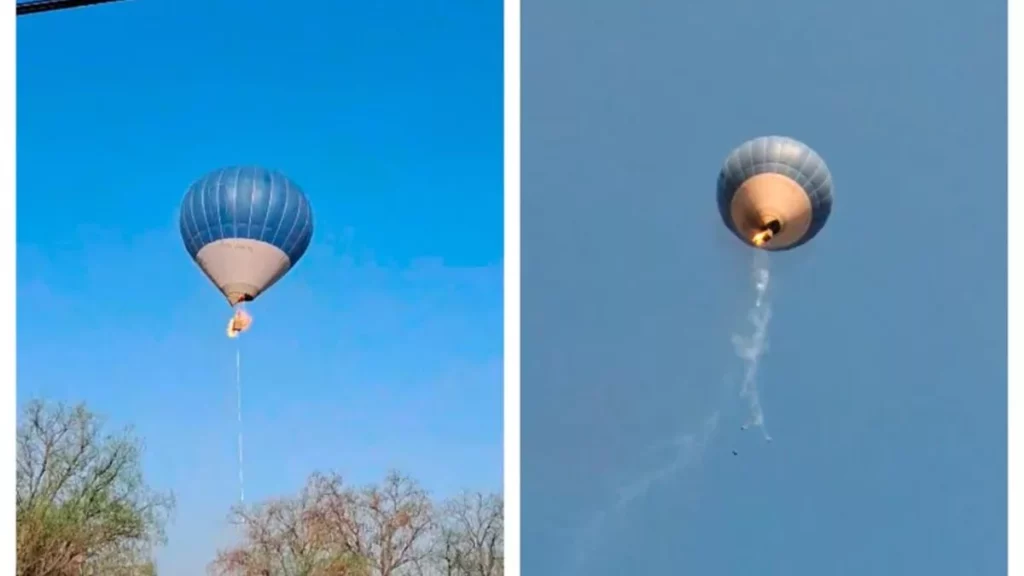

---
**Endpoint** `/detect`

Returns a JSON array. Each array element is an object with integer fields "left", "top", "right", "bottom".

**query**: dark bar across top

[{"left": 17, "top": 0, "right": 127, "bottom": 16}]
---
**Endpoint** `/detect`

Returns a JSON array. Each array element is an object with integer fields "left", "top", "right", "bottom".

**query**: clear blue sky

[
  {"left": 16, "top": 0, "right": 502, "bottom": 573},
  {"left": 522, "top": 0, "right": 1005, "bottom": 574}
]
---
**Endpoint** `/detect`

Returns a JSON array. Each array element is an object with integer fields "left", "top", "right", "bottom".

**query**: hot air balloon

[
  {"left": 179, "top": 166, "right": 314, "bottom": 336},
  {"left": 716, "top": 136, "right": 833, "bottom": 251}
]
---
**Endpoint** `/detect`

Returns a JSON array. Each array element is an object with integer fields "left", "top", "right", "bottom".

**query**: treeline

[
  {"left": 16, "top": 400, "right": 503, "bottom": 576},
  {"left": 212, "top": 472, "right": 503, "bottom": 576}
]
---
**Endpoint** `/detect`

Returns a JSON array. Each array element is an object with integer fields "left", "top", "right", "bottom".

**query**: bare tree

[
  {"left": 433, "top": 493, "right": 503, "bottom": 576},
  {"left": 210, "top": 473, "right": 368, "bottom": 576},
  {"left": 355, "top": 472, "right": 435, "bottom": 576},
  {"left": 16, "top": 400, "right": 174, "bottom": 576},
  {"left": 212, "top": 471, "right": 437, "bottom": 576}
]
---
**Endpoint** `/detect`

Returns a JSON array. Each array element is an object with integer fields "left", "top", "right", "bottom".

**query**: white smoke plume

[
  {"left": 614, "top": 411, "right": 720, "bottom": 509},
  {"left": 732, "top": 250, "right": 773, "bottom": 441},
  {"left": 567, "top": 251, "right": 778, "bottom": 573},
  {"left": 569, "top": 411, "right": 720, "bottom": 574}
]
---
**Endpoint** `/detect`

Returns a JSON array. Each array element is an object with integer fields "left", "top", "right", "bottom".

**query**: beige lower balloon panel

[
  {"left": 729, "top": 173, "right": 813, "bottom": 250},
  {"left": 194, "top": 238, "right": 293, "bottom": 306}
]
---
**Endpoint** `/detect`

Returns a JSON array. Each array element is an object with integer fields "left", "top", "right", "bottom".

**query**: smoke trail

[
  {"left": 236, "top": 345, "right": 245, "bottom": 504},
  {"left": 567, "top": 252, "right": 777, "bottom": 573},
  {"left": 569, "top": 411, "right": 720, "bottom": 574},
  {"left": 732, "top": 251, "right": 773, "bottom": 441},
  {"left": 614, "top": 411, "right": 720, "bottom": 509}
]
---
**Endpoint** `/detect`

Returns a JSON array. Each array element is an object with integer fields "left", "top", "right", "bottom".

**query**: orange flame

[
  {"left": 751, "top": 230, "right": 773, "bottom": 247},
  {"left": 226, "top": 308, "right": 253, "bottom": 338}
]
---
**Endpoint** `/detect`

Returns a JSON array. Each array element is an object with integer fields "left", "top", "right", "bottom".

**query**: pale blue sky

[
  {"left": 16, "top": 1, "right": 502, "bottom": 573},
  {"left": 522, "top": 0, "right": 1006, "bottom": 573}
]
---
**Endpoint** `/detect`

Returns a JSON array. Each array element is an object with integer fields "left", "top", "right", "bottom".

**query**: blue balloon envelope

[
  {"left": 716, "top": 136, "right": 833, "bottom": 251},
  {"left": 179, "top": 166, "right": 314, "bottom": 305}
]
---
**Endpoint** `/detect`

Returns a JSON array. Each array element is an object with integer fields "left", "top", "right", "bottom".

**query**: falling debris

[{"left": 226, "top": 308, "right": 253, "bottom": 338}]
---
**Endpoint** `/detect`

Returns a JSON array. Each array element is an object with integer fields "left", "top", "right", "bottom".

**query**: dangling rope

[{"left": 236, "top": 341, "right": 245, "bottom": 504}]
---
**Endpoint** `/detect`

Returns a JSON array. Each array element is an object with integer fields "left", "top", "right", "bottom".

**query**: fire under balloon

[{"left": 226, "top": 308, "right": 253, "bottom": 339}]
